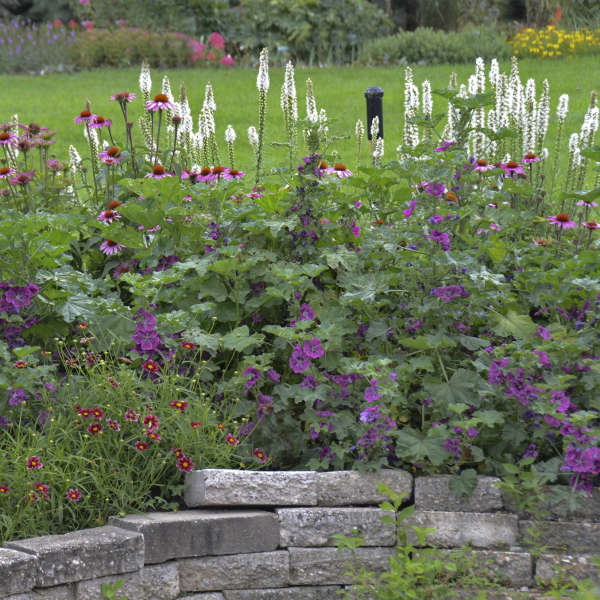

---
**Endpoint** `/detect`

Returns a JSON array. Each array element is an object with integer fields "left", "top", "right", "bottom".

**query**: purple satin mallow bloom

[
  {"left": 423, "top": 229, "right": 451, "bottom": 251},
  {"left": 8, "top": 388, "right": 28, "bottom": 406},
  {"left": 364, "top": 380, "right": 382, "bottom": 403},
  {"left": 267, "top": 369, "right": 280, "bottom": 382},
  {"left": 242, "top": 366, "right": 262, "bottom": 393},
  {"left": 523, "top": 444, "right": 538, "bottom": 459},
  {"left": 430, "top": 285, "right": 469, "bottom": 303},
  {"left": 298, "top": 303, "right": 315, "bottom": 321},
  {"left": 289, "top": 345, "right": 311, "bottom": 373},
  {"left": 537, "top": 326, "right": 552, "bottom": 340},
  {"left": 360, "top": 404, "right": 382, "bottom": 423},
  {"left": 351, "top": 221, "right": 360, "bottom": 238},
  {"left": 303, "top": 338, "right": 324, "bottom": 359},
  {"left": 434, "top": 140, "right": 454, "bottom": 152},
  {"left": 466, "top": 427, "right": 479, "bottom": 438},
  {"left": 301, "top": 374, "right": 317, "bottom": 389}
]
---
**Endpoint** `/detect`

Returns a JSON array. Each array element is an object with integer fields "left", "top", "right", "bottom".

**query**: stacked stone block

[{"left": 1, "top": 471, "right": 598, "bottom": 600}]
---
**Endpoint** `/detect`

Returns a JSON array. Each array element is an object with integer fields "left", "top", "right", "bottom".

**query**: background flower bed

[{"left": 0, "top": 54, "right": 598, "bottom": 545}]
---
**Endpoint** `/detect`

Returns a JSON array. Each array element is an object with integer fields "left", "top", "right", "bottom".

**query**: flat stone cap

[
  {"left": 0, "top": 547, "right": 39, "bottom": 597},
  {"left": 5, "top": 525, "right": 144, "bottom": 587},
  {"left": 184, "top": 469, "right": 318, "bottom": 507}
]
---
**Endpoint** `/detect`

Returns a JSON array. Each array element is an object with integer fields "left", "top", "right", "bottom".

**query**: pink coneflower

[
  {"left": 66, "top": 489, "right": 82, "bottom": 502},
  {"left": 473, "top": 159, "right": 495, "bottom": 172},
  {"left": 97, "top": 208, "right": 121, "bottom": 223},
  {"left": 582, "top": 220, "right": 600, "bottom": 229},
  {"left": 224, "top": 168, "right": 245, "bottom": 179},
  {"left": 522, "top": 152, "right": 540, "bottom": 164},
  {"left": 145, "top": 93, "right": 175, "bottom": 112},
  {"left": 576, "top": 200, "right": 598, "bottom": 208},
  {"left": 533, "top": 238, "right": 551, "bottom": 246},
  {"left": 547, "top": 213, "right": 577, "bottom": 229},
  {"left": 177, "top": 455, "right": 194, "bottom": 472},
  {"left": 145, "top": 164, "right": 171, "bottom": 179},
  {"left": 98, "top": 146, "right": 122, "bottom": 165},
  {"left": 0, "top": 167, "right": 15, "bottom": 179},
  {"left": 327, "top": 163, "right": 353, "bottom": 179},
  {"left": 211, "top": 166, "right": 228, "bottom": 179},
  {"left": 0, "top": 131, "right": 16, "bottom": 145},
  {"left": 90, "top": 116, "right": 112, "bottom": 129},
  {"left": 501, "top": 160, "right": 526, "bottom": 176},
  {"left": 99, "top": 239, "right": 125, "bottom": 255},
  {"left": 74, "top": 110, "right": 96, "bottom": 124},
  {"left": 10, "top": 170, "right": 35, "bottom": 186},
  {"left": 111, "top": 92, "right": 136, "bottom": 103},
  {"left": 26, "top": 456, "right": 43, "bottom": 470}
]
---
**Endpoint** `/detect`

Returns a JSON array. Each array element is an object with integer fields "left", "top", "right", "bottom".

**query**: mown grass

[{"left": 0, "top": 56, "right": 597, "bottom": 174}]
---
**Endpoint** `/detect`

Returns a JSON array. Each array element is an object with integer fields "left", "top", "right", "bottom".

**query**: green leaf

[
  {"left": 448, "top": 469, "right": 478, "bottom": 499},
  {"left": 117, "top": 203, "right": 164, "bottom": 228},
  {"left": 425, "top": 369, "right": 486, "bottom": 404},
  {"left": 491, "top": 310, "right": 536, "bottom": 339},
  {"left": 184, "top": 328, "right": 220, "bottom": 354},
  {"left": 221, "top": 326, "right": 264, "bottom": 352},
  {"left": 58, "top": 294, "right": 96, "bottom": 323},
  {"left": 487, "top": 241, "right": 506, "bottom": 264},
  {"left": 456, "top": 335, "right": 490, "bottom": 351}
]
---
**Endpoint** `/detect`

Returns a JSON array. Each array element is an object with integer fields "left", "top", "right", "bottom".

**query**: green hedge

[{"left": 359, "top": 26, "right": 513, "bottom": 66}]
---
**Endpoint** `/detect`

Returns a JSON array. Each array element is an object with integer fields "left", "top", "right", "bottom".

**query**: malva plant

[{"left": 0, "top": 53, "right": 598, "bottom": 545}]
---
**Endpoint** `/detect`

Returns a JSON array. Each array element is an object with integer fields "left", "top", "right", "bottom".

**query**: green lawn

[{"left": 1, "top": 56, "right": 598, "bottom": 172}]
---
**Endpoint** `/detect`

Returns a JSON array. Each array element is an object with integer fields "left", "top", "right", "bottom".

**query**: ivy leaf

[{"left": 449, "top": 469, "right": 478, "bottom": 499}]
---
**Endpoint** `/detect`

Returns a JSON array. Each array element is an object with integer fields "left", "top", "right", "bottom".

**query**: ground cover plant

[{"left": 0, "top": 52, "right": 598, "bottom": 549}]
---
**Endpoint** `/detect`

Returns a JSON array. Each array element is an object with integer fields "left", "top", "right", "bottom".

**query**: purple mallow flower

[
  {"left": 289, "top": 345, "right": 311, "bottom": 374},
  {"left": 360, "top": 404, "right": 382, "bottom": 423},
  {"left": 429, "top": 285, "right": 469, "bottom": 303},
  {"left": 303, "top": 338, "right": 324, "bottom": 359}
]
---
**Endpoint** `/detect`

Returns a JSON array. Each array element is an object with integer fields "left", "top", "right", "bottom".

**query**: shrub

[
  {"left": 508, "top": 24, "right": 600, "bottom": 59},
  {"left": 227, "top": 0, "right": 393, "bottom": 65},
  {"left": 359, "top": 26, "right": 512, "bottom": 66}
]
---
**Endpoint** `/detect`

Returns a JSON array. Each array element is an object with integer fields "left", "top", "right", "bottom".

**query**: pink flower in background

[
  {"left": 206, "top": 52, "right": 216, "bottom": 61},
  {"left": 145, "top": 93, "right": 175, "bottom": 112},
  {"left": 209, "top": 32, "right": 225, "bottom": 50},
  {"left": 547, "top": 213, "right": 577, "bottom": 229},
  {"left": 111, "top": 92, "right": 136, "bottom": 103},
  {"left": 220, "top": 55, "right": 235, "bottom": 66},
  {"left": 66, "top": 489, "right": 82, "bottom": 502},
  {"left": 80, "top": 0, "right": 90, "bottom": 4},
  {"left": 99, "top": 239, "right": 125, "bottom": 255}
]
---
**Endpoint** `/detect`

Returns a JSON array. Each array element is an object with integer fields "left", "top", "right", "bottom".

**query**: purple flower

[
  {"left": 551, "top": 390, "right": 574, "bottom": 414},
  {"left": 298, "top": 303, "right": 315, "bottom": 321},
  {"left": 364, "top": 380, "right": 382, "bottom": 403},
  {"left": 444, "top": 438, "right": 462, "bottom": 460},
  {"left": 423, "top": 229, "right": 451, "bottom": 251},
  {"left": 466, "top": 427, "right": 479, "bottom": 439},
  {"left": 8, "top": 388, "right": 28, "bottom": 406},
  {"left": 351, "top": 221, "right": 361, "bottom": 238},
  {"left": 360, "top": 404, "right": 382, "bottom": 423},
  {"left": 289, "top": 345, "right": 311, "bottom": 373},
  {"left": 403, "top": 200, "right": 417, "bottom": 220},
  {"left": 430, "top": 285, "right": 469, "bottom": 303},
  {"left": 434, "top": 141, "right": 454, "bottom": 152},
  {"left": 522, "top": 443, "right": 538, "bottom": 459},
  {"left": 267, "top": 369, "right": 280, "bottom": 382},
  {"left": 544, "top": 414, "right": 561, "bottom": 428},
  {"left": 303, "top": 338, "right": 324, "bottom": 359},
  {"left": 533, "top": 349, "right": 551, "bottom": 367},
  {"left": 537, "top": 326, "right": 552, "bottom": 340},
  {"left": 243, "top": 366, "right": 262, "bottom": 393},
  {"left": 488, "top": 359, "right": 510, "bottom": 385},
  {"left": 301, "top": 374, "right": 317, "bottom": 389}
]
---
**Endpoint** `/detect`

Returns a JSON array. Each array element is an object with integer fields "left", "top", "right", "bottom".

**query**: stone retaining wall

[{"left": 2, "top": 470, "right": 599, "bottom": 600}]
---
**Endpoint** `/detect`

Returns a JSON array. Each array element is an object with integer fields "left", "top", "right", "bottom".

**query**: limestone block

[
  {"left": 0, "top": 548, "right": 38, "bottom": 597},
  {"left": 75, "top": 563, "right": 179, "bottom": 600},
  {"left": 5, "top": 526, "right": 144, "bottom": 587},
  {"left": 178, "top": 551, "right": 289, "bottom": 592},
  {"left": 535, "top": 553, "right": 600, "bottom": 585},
  {"left": 277, "top": 507, "right": 395, "bottom": 547},
  {"left": 403, "top": 511, "right": 518, "bottom": 548},
  {"left": 223, "top": 587, "right": 340, "bottom": 600},
  {"left": 288, "top": 547, "right": 395, "bottom": 585},
  {"left": 519, "top": 520, "right": 600, "bottom": 553},
  {"left": 109, "top": 510, "right": 279, "bottom": 564},
  {"left": 416, "top": 549, "right": 533, "bottom": 587},
  {"left": 415, "top": 476, "right": 503, "bottom": 512},
  {"left": 31, "top": 585, "right": 75, "bottom": 599},
  {"left": 184, "top": 470, "right": 317, "bottom": 507},
  {"left": 175, "top": 595, "right": 224, "bottom": 600},
  {"left": 316, "top": 470, "right": 413, "bottom": 506}
]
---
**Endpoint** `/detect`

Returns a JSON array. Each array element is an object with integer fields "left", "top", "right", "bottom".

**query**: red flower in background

[{"left": 209, "top": 32, "right": 225, "bottom": 50}]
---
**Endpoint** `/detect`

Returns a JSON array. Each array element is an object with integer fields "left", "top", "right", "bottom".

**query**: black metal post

[{"left": 365, "top": 86, "right": 384, "bottom": 141}]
